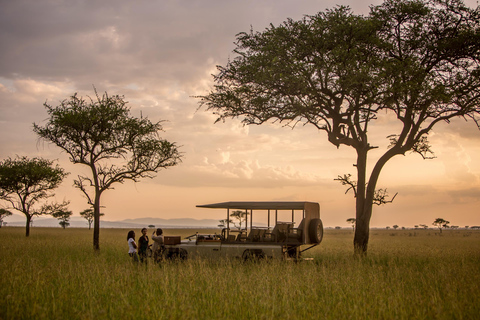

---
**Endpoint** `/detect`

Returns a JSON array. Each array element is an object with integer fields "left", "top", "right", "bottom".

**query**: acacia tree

[
  {"left": 230, "top": 210, "right": 248, "bottom": 230},
  {"left": 433, "top": 217, "right": 450, "bottom": 233},
  {"left": 34, "top": 90, "right": 182, "bottom": 250},
  {"left": 0, "top": 156, "right": 69, "bottom": 236},
  {"left": 79, "top": 208, "right": 103, "bottom": 230},
  {"left": 0, "top": 208, "right": 12, "bottom": 228},
  {"left": 347, "top": 218, "right": 356, "bottom": 231},
  {"left": 52, "top": 209, "right": 73, "bottom": 229},
  {"left": 218, "top": 218, "right": 233, "bottom": 228},
  {"left": 198, "top": 0, "right": 480, "bottom": 254}
]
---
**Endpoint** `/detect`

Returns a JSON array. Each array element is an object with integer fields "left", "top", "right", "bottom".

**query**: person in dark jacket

[{"left": 138, "top": 228, "right": 149, "bottom": 263}]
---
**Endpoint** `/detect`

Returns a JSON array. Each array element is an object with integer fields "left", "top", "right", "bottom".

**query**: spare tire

[{"left": 309, "top": 218, "right": 324, "bottom": 244}]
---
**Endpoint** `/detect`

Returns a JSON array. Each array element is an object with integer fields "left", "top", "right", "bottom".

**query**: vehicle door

[{"left": 194, "top": 237, "right": 222, "bottom": 259}]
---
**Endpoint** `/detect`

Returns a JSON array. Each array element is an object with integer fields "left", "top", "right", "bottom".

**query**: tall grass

[{"left": 1, "top": 227, "right": 479, "bottom": 319}]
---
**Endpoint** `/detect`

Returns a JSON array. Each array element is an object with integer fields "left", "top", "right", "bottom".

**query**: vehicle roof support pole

[
  {"left": 250, "top": 209, "right": 253, "bottom": 231},
  {"left": 245, "top": 209, "right": 248, "bottom": 232},
  {"left": 275, "top": 210, "right": 278, "bottom": 224},
  {"left": 268, "top": 210, "right": 270, "bottom": 228},
  {"left": 292, "top": 210, "right": 294, "bottom": 224},
  {"left": 227, "top": 208, "right": 230, "bottom": 239}
]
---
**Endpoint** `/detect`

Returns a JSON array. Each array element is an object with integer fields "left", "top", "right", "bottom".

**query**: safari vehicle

[{"left": 162, "top": 201, "right": 324, "bottom": 261}]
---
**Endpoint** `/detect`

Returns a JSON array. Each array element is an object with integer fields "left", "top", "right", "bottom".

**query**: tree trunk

[
  {"left": 354, "top": 147, "right": 370, "bottom": 254},
  {"left": 93, "top": 193, "right": 101, "bottom": 250},
  {"left": 354, "top": 146, "right": 397, "bottom": 254},
  {"left": 25, "top": 215, "right": 31, "bottom": 237},
  {"left": 354, "top": 213, "right": 371, "bottom": 254}
]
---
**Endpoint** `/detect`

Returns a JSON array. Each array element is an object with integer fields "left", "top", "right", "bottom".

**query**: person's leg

[{"left": 129, "top": 252, "right": 139, "bottom": 262}]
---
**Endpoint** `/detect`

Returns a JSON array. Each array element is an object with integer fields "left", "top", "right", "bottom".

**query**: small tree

[
  {"left": 347, "top": 218, "right": 356, "bottom": 231},
  {"left": 393, "top": 225, "right": 399, "bottom": 230},
  {"left": 79, "top": 208, "right": 103, "bottom": 230},
  {"left": 0, "top": 156, "right": 69, "bottom": 236},
  {"left": 230, "top": 210, "right": 247, "bottom": 230},
  {"left": 0, "top": 208, "right": 12, "bottom": 228},
  {"left": 219, "top": 211, "right": 248, "bottom": 230},
  {"left": 34, "top": 89, "right": 182, "bottom": 250},
  {"left": 218, "top": 218, "right": 233, "bottom": 228},
  {"left": 433, "top": 218, "right": 450, "bottom": 233},
  {"left": 52, "top": 209, "right": 73, "bottom": 229}
]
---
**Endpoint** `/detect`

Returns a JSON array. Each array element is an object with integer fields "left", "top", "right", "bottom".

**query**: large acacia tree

[
  {"left": 34, "top": 90, "right": 182, "bottom": 250},
  {"left": 198, "top": 0, "right": 480, "bottom": 254},
  {"left": 0, "top": 156, "right": 69, "bottom": 236}
]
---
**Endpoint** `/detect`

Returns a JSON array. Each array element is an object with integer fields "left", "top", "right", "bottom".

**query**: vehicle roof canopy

[{"left": 196, "top": 201, "right": 318, "bottom": 210}]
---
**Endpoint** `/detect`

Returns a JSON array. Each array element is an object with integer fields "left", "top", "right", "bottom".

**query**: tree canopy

[
  {"left": 34, "top": 89, "right": 182, "bottom": 250},
  {"left": 433, "top": 217, "right": 450, "bottom": 232},
  {"left": 79, "top": 208, "right": 103, "bottom": 230},
  {"left": 198, "top": 0, "right": 480, "bottom": 253},
  {"left": 0, "top": 208, "right": 12, "bottom": 228},
  {"left": 52, "top": 209, "right": 73, "bottom": 229},
  {"left": 0, "top": 156, "right": 69, "bottom": 236}
]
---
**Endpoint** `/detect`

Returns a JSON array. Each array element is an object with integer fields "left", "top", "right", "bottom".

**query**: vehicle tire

[
  {"left": 165, "top": 248, "right": 187, "bottom": 260},
  {"left": 178, "top": 249, "right": 187, "bottom": 260},
  {"left": 308, "top": 218, "right": 324, "bottom": 244},
  {"left": 242, "top": 249, "right": 265, "bottom": 261}
]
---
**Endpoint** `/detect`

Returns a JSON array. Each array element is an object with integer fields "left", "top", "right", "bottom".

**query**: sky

[{"left": 1, "top": 0, "right": 479, "bottom": 229}]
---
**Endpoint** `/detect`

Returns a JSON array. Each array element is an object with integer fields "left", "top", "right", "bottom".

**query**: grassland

[{"left": 0, "top": 227, "right": 479, "bottom": 320}]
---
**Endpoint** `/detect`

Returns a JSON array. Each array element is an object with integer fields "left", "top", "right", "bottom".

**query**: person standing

[
  {"left": 127, "top": 230, "right": 139, "bottom": 262},
  {"left": 138, "top": 228, "right": 149, "bottom": 263},
  {"left": 152, "top": 228, "right": 164, "bottom": 262}
]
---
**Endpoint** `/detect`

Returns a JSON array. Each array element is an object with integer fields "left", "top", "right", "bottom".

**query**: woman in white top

[{"left": 127, "top": 230, "right": 139, "bottom": 262}]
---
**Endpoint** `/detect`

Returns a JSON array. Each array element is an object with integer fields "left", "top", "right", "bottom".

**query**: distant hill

[{"left": 2, "top": 213, "right": 220, "bottom": 229}]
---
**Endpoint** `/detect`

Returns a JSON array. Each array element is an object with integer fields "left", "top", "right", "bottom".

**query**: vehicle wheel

[
  {"left": 178, "top": 249, "right": 187, "bottom": 260},
  {"left": 308, "top": 218, "right": 324, "bottom": 244},
  {"left": 166, "top": 248, "right": 187, "bottom": 260},
  {"left": 242, "top": 249, "right": 265, "bottom": 261}
]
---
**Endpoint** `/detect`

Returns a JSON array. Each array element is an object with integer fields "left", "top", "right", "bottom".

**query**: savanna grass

[{"left": 1, "top": 227, "right": 479, "bottom": 319}]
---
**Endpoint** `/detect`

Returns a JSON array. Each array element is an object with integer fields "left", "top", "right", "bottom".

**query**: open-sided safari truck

[{"left": 162, "top": 201, "right": 324, "bottom": 261}]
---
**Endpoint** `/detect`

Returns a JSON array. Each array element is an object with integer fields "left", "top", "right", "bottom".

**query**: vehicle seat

[
  {"left": 272, "top": 222, "right": 290, "bottom": 242},
  {"left": 247, "top": 229, "right": 260, "bottom": 242},
  {"left": 236, "top": 232, "right": 247, "bottom": 242}
]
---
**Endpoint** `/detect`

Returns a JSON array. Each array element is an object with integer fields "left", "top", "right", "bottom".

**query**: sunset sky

[{"left": 1, "top": 0, "right": 479, "bottom": 228}]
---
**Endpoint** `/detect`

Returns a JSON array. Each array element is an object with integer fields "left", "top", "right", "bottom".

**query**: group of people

[{"left": 127, "top": 227, "right": 164, "bottom": 263}]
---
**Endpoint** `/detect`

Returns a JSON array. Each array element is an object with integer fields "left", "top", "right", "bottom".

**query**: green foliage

[
  {"left": 0, "top": 228, "right": 479, "bottom": 319},
  {"left": 0, "top": 156, "right": 68, "bottom": 236}
]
